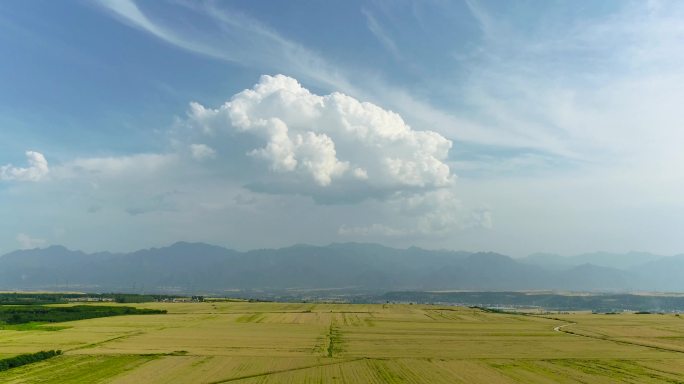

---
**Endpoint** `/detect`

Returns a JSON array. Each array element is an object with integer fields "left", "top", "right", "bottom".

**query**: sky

[{"left": 1, "top": 0, "right": 683, "bottom": 256}]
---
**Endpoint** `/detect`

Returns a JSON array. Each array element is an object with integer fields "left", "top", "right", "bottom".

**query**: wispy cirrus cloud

[
  {"left": 459, "top": 0, "right": 684, "bottom": 167},
  {"left": 93, "top": 0, "right": 545, "bottom": 156},
  {"left": 96, "top": 0, "right": 354, "bottom": 94},
  {"left": 362, "top": 8, "right": 401, "bottom": 60}
]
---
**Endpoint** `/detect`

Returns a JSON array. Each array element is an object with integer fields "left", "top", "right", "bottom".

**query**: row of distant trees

[
  {"left": 0, "top": 350, "right": 62, "bottom": 372},
  {"left": 0, "top": 292, "right": 174, "bottom": 305},
  {"left": 0, "top": 305, "right": 166, "bottom": 324}
]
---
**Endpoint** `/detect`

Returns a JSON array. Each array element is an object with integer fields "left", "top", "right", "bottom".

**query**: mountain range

[{"left": 0, "top": 242, "right": 682, "bottom": 293}]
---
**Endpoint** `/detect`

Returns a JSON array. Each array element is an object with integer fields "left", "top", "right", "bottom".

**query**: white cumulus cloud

[
  {"left": 0, "top": 151, "right": 50, "bottom": 182},
  {"left": 188, "top": 74, "right": 454, "bottom": 195}
]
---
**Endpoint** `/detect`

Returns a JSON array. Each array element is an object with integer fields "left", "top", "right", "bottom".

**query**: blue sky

[{"left": 1, "top": 0, "right": 683, "bottom": 256}]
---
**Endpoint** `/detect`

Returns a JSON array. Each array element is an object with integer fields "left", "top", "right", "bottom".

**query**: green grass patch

[
  {"left": 0, "top": 322, "right": 70, "bottom": 331},
  {"left": 0, "top": 354, "right": 157, "bottom": 384}
]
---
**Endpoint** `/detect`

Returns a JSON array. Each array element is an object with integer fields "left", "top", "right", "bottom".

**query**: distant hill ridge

[{"left": 0, "top": 242, "right": 682, "bottom": 292}]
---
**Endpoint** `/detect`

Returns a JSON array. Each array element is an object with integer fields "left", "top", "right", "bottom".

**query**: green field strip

[
  {"left": 0, "top": 354, "right": 157, "bottom": 384},
  {"left": 326, "top": 323, "right": 342, "bottom": 358}
]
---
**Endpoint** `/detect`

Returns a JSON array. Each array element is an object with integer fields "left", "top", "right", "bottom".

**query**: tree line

[
  {"left": 0, "top": 350, "right": 62, "bottom": 372},
  {"left": 0, "top": 305, "right": 165, "bottom": 325},
  {"left": 0, "top": 293, "right": 176, "bottom": 305}
]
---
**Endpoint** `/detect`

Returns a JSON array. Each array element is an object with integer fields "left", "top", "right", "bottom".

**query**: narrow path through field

[
  {"left": 552, "top": 323, "right": 576, "bottom": 334},
  {"left": 546, "top": 317, "right": 684, "bottom": 355}
]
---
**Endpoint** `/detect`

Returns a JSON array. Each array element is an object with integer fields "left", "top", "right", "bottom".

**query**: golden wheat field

[{"left": 1, "top": 302, "right": 684, "bottom": 383}]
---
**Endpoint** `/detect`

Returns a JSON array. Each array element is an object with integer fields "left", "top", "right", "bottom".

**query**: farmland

[{"left": 1, "top": 302, "right": 683, "bottom": 383}]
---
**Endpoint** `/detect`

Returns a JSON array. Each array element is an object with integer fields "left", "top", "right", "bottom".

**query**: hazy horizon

[{"left": 2, "top": 1, "right": 683, "bottom": 257}]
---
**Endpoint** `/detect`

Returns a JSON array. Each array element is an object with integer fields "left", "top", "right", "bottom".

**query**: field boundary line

[
  {"left": 208, "top": 357, "right": 367, "bottom": 383},
  {"left": 66, "top": 331, "right": 145, "bottom": 352}
]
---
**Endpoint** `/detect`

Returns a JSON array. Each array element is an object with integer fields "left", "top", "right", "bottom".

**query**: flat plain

[{"left": 1, "top": 301, "right": 684, "bottom": 383}]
